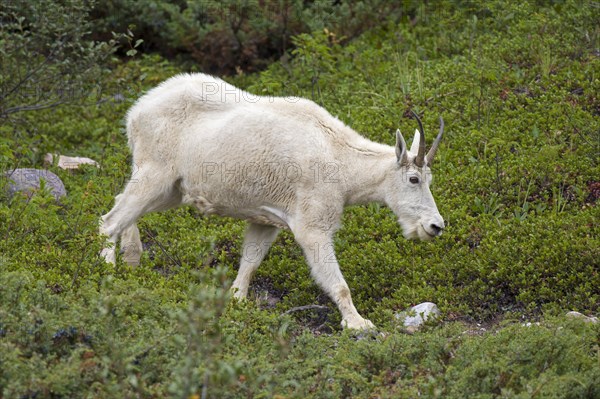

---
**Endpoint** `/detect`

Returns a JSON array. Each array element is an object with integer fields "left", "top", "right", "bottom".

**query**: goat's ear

[
  {"left": 409, "top": 129, "right": 421, "bottom": 154},
  {"left": 395, "top": 129, "right": 409, "bottom": 165}
]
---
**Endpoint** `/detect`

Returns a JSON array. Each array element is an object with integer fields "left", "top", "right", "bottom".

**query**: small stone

[
  {"left": 354, "top": 329, "right": 386, "bottom": 341},
  {"left": 44, "top": 153, "right": 99, "bottom": 170},
  {"left": 405, "top": 325, "right": 419, "bottom": 334},
  {"left": 566, "top": 311, "right": 598, "bottom": 324},
  {"left": 3, "top": 168, "right": 67, "bottom": 201},
  {"left": 395, "top": 302, "right": 440, "bottom": 331},
  {"left": 521, "top": 322, "right": 541, "bottom": 327}
]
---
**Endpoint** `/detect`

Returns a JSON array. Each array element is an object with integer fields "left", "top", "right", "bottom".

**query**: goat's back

[{"left": 125, "top": 73, "right": 351, "bottom": 160}]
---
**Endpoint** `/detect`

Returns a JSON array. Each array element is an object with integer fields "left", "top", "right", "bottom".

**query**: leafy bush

[
  {"left": 0, "top": 0, "right": 129, "bottom": 118},
  {"left": 89, "top": 0, "right": 422, "bottom": 74}
]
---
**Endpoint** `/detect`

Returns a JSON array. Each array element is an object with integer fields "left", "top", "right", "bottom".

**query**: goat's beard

[{"left": 400, "top": 221, "right": 436, "bottom": 242}]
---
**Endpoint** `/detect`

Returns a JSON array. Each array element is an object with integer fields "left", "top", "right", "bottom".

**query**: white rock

[
  {"left": 521, "top": 322, "right": 541, "bottom": 327},
  {"left": 44, "top": 153, "right": 99, "bottom": 170},
  {"left": 396, "top": 302, "right": 440, "bottom": 332},
  {"left": 566, "top": 311, "right": 598, "bottom": 324}
]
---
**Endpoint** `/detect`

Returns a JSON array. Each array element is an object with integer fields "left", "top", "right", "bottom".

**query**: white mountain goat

[{"left": 100, "top": 73, "right": 445, "bottom": 330}]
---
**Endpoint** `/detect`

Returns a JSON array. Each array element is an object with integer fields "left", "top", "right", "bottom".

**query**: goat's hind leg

[
  {"left": 120, "top": 224, "right": 143, "bottom": 266},
  {"left": 100, "top": 193, "right": 127, "bottom": 265},
  {"left": 100, "top": 170, "right": 181, "bottom": 265},
  {"left": 100, "top": 220, "right": 142, "bottom": 266}
]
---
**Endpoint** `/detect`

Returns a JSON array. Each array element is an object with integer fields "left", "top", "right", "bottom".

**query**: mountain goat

[{"left": 100, "top": 73, "right": 445, "bottom": 330}]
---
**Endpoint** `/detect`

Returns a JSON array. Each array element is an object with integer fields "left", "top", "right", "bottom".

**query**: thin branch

[
  {"left": 143, "top": 227, "right": 183, "bottom": 268},
  {"left": 0, "top": 53, "right": 53, "bottom": 103},
  {"left": 1, "top": 100, "right": 71, "bottom": 116},
  {"left": 283, "top": 305, "right": 329, "bottom": 315}
]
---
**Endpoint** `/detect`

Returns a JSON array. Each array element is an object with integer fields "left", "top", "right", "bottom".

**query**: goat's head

[{"left": 386, "top": 112, "right": 445, "bottom": 241}]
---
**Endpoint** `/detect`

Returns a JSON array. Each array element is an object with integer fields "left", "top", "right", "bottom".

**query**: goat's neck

[{"left": 341, "top": 146, "right": 396, "bottom": 206}]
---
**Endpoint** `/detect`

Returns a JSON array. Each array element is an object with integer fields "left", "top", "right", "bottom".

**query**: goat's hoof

[
  {"left": 230, "top": 287, "right": 248, "bottom": 301},
  {"left": 100, "top": 248, "right": 116, "bottom": 265},
  {"left": 121, "top": 251, "right": 141, "bottom": 267},
  {"left": 342, "top": 317, "right": 376, "bottom": 330}
]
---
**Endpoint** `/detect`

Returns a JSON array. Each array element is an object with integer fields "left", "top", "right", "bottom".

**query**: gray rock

[
  {"left": 354, "top": 329, "right": 386, "bottom": 341},
  {"left": 396, "top": 302, "right": 440, "bottom": 333},
  {"left": 566, "top": 311, "right": 598, "bottom": 324},
  {"left": 3, "top": 168, "right": 67, "bottom": 201}
]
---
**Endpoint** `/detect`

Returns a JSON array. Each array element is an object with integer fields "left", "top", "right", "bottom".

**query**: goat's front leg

[
  {"left": 231, "top": 223, "right": 280, "bottom": 299},
  {"left": 294, "top": 229, "right": 375, "bottom": 330}
]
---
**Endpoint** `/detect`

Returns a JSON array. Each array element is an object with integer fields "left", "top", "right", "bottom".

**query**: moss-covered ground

[{"left": 1, "top": 1, "right": 598, "bottom": 397}]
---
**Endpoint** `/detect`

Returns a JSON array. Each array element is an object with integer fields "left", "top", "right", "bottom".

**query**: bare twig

[
  {"left": 283, "top": 305, "right": 329, "bottom": 315},
  {"left": 1, "top": 100, "right": 70, "bottom": 116},
  {"left": 143, "top": 227, "right": 183, "bottom": 268},
  {"left": 0, "top": 55, "right": 53, "bottom": 103}
]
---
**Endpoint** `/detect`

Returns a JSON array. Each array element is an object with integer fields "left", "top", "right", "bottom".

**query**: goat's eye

[{"left": 409, "top": 176, "right": 420, "bottom": 184}]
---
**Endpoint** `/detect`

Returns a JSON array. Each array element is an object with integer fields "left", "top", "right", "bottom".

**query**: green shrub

[
  {"left": 0, "top": 0, "right": 133, "bottom": 119},
  {"left": 1, "top": 0, "right": 599, "bottom": 397},
  {"left": 89, "top": 0, "right": 423, "bottom": 74}
]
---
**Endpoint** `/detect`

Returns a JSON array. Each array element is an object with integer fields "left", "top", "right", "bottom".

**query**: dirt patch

[
  {"left": 251, "top": 276, "right": 286, "bottom": 309},
  {"left": 586, "top": 181, "right": 600, "bottom": 204}
]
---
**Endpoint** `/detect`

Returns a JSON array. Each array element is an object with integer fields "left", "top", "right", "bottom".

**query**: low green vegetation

[
  {"left": 1, "top": 0, "right": 598, "bottom": 397},
  {"left": 88, "top": 0, "right": 415, "bottom": 74}
]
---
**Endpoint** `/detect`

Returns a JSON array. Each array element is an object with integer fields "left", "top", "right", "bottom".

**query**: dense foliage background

[{"left": 1, "top": 0, "right": 598, "bottom": 397}]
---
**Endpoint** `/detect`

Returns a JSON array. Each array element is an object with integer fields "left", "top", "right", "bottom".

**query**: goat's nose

[{"left": 430, "top": 223, "right": 444, "bottom": 235}]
